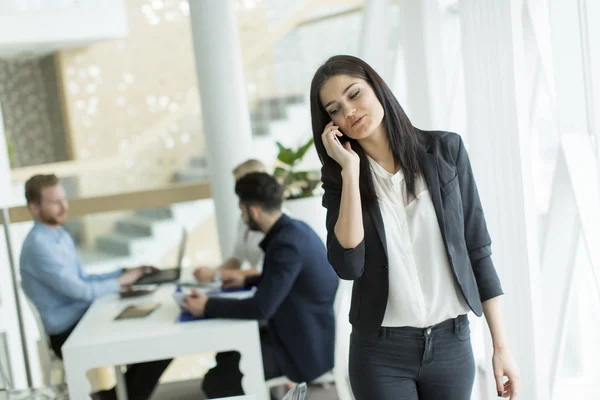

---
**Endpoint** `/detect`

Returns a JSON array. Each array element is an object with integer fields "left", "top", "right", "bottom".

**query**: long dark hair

[{"left": 310, "top": 55, "right": 420, "bottom": 203}]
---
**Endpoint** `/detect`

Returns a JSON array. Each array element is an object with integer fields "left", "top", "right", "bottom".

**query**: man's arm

[
  {"left": 79, "top": 266, "right": 123, "bottom": 282},
  {"left": 218, "top": 257, "right": 242, "bottom": 270},
  {"left": 195, "top": 219, "right": 260, "bottom": 283},
  {"left": 26, "top": 247, "right": 120, "bottom": 302},
  {"left": 243, "top": 273, "right": 262, "bottom": 288},
  {"left": 205, "top": 244, "right": 302, "bottom": 320}
]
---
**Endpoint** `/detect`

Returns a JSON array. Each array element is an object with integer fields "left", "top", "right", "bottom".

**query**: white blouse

[{"left": 368, "top": 156, "right": 470, "bottom": 328}]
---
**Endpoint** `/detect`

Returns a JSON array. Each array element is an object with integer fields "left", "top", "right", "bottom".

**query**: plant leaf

[
  {"left": 294, "top": 138, "right": 314, "bottom": 163},
  {"left": 291, "top": 171, "right": 309, "bottom": 181},
  {"left": 276, "top": 141, "right": 296, "bottom": 166},
  {"left": 273, "top": 166, "right": 288, "bottom": 177},
  {"left": 275, "top": 141, "right": 289, "bottom": 152}
]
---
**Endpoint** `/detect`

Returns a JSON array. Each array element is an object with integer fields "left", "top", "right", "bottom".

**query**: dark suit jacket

[
  {"left": 322, "top": 130, "right": 503, "bottom": 334},
  {"left": 205, "top": 214, "right": 339, "bottom": 383}
]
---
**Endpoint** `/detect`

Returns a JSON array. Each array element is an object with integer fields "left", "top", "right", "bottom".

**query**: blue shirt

[{"left": 20, "top": 222, "right": 122, "bottom": 335}]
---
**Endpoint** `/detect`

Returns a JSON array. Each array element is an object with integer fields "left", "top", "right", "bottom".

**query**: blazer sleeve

[
  {"left": 455, "top": 136, "right": 503, "bottom": 301},
  {"left": 204, "top": 243, "right": 302, "bottom": 320},
  {"left": 244, "top": 274, "right": 262, "bottom": 288},
  {"left": 322, "top": 183, "right": 365, "bottom": 280}
]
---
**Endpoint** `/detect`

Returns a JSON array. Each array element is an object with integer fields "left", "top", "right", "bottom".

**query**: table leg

[
  {"left": 64, "top": 357, "right": 92, "bottom": 399},
  {"left": 237, "top": 325, "right": 268, "bottom": 400},
  {"left": 114, "top": 365, "right": 129, "bottom": 400}
]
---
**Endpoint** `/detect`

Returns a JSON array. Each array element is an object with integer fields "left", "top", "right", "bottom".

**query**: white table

[{"left": 62, "top": 284, "right": 267, "bottom": 400}]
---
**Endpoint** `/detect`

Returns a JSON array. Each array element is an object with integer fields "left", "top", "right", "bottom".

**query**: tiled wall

[{"left": 0, "top": 56, "right": 68, "bottom": 168}]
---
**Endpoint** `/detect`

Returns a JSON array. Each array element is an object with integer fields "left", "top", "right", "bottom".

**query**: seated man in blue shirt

[
  {"left": 20, "top": 174, "right": 171, "bottom": 400},
  {"left": 182, "top": 172, "right": 338, "bottom": 398}
]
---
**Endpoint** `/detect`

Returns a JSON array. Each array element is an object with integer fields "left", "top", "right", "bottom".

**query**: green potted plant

[
  {"left": 273, "top": 137, "right": 327, "bottom": 242},
  {"left": 273, "top": 137, "right": 321, "bottom": 200}
]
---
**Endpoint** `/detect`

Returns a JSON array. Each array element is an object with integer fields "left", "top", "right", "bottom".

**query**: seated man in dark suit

[{"left": 182, "top": 172, "right": 338, "bottom": 398}]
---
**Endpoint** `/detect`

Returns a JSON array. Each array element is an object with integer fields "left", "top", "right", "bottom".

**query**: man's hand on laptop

[
  {"left": 182, "top": 289, "right": 208, "bottom": 317},
  {"left": 193, "top": 266, "right": 216, "bottom": 283},
  {"left": 221, "top": 270, "right": 245, "bottom": 289},
  {"left": 118, "top": 266, "right": 157, "bottom": 287}
]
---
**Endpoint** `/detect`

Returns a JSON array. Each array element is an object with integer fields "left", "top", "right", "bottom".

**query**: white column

[
  {"left": 360, "top": 0, "right": 389, "bottom": 79},
  {"left": 546, "top": 0, "right": 588, "bottom": 135},
  {"left": 544, "top": 0, "right": 593, "bottom": 391},
  {"left": 582, "top": 0, "right": 600, "bottom": 157},
  {"left": 398, "top": 0, "right": 446, "bottom": 130},
  {"left": 188, "top": 0, "right": 253, "bottom": 259},
  {"left": 459, "top": 1, "right": 548, "bottom": 399}
]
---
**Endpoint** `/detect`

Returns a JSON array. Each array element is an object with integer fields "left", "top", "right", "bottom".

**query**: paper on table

[{"left": 207, "top": 287, "right": 254, "bottom": 300}]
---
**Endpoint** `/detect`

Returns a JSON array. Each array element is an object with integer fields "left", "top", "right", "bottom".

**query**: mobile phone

[{"left": 330, "top": 123, "right": 350, "bottom": 145}]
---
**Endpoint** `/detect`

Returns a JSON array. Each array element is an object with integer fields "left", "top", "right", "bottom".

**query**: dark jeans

[
  {"left": 349, "top": 314, "right": 475, "bottom": 400},
  {"left": 202, "top": 327, "right": 282, "bottom": 398},
  {"left": 50, "top": 324, "right": 172, "bottom": 400}
]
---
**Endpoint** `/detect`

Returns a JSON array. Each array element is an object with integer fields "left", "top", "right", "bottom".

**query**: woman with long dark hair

[{"left": 310, "top": 55, "right": 520, "bottom": 399}]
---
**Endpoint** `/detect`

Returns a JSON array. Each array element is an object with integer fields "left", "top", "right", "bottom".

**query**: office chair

[{"left": 22, "top": 293, "right": 65, "bottom": 387}]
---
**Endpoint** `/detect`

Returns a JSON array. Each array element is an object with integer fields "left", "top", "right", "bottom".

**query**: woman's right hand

[{"left": 321, "top": 121, "right": 360, "bottom": 171}]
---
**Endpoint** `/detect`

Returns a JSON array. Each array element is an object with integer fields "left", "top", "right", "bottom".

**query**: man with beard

[
  {"left": 181, "top": 172, "right": 338, "bottom": 398},
  {"left": 19, "top": 174, "right": 171, "bottom": 400},
  {"left": 193, "top": 159, "right": 267, "bottom": 285}
]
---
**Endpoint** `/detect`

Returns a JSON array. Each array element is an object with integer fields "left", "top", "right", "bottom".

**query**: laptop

[{"left": 134, "top": 229, "right": 188, "bottom": 285}]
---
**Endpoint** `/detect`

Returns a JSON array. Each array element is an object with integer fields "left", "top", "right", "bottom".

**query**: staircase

[
  {"left": 173, "top": 156, "right": 210, "bottom": 183},
  {"left": 250, "top": 93, "right": 306, "bottom": 137},
  {"left": 87, "top": 94, "right": 310, "bottom": 266},
  {"left": 92, "top": 155, "right": 210, "bottom": 259}
]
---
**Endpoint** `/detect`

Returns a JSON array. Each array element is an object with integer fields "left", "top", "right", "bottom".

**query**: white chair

[
  {"left": 23, "top": 291, "right": 130, "bottom": 399},
  {"left": 22, "top": 293, "right": 66, "bottom": 387},
  {"left": 265, "top": 279, "right": 354, "bottom": 399}
]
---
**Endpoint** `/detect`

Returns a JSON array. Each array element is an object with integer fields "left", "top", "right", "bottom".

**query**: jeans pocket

[
  {"left": 351, "top": 331, "right": 383, "bottom": 349},
  {"left": 455, "top": 320, "right": 471, "bottom": 342}
]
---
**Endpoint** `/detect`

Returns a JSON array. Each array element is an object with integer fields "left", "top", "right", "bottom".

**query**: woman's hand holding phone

[{"left": 321, "top": 121, "right": 360, "bottom": 172}]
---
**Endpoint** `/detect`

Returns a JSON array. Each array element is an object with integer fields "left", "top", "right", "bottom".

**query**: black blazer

[
  {"left": 205, "top": 214, "right": 339, "bottom": 383},
  {"left": 322, "top": 130, "right": 503, "bottom": 334}
]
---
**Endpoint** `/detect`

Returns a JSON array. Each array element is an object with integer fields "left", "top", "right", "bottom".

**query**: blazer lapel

[
  {"left": 367, "top": 200, "right": 388, "bottom": 259},
  {"left": 418, "top": 147, "right": 448, "bottom": 243}
]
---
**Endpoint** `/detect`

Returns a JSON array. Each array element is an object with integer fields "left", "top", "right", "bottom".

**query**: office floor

[{"left": 151, "top": 379, "right": 340, "bottom": 400}]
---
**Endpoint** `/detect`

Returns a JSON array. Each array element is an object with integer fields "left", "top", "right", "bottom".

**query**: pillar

[
  {"left": 188, "top": 0, "right": 253, "bottom": 259},
  {"left": 360, "top": 0, "right": 389, "bottom": 79},
  {"left": 459, "top": 1, "right": 548, "bottom": 398},
  {"left": 398, "top": 0, "right": 447, "bottom": 130}
]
